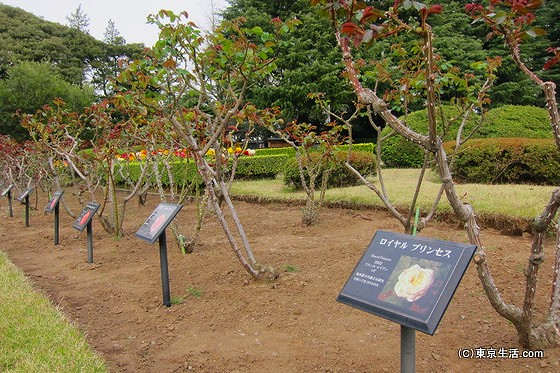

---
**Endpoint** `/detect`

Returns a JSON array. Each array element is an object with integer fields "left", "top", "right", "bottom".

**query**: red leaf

[
  {"left": 341, "top": 21, "right": 362, "bottom": 36},
  {"left": 427, "top": 4, "right": 443, "bottom": 15}
]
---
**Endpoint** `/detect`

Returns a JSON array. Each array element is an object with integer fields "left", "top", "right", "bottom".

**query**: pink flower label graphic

[
  {"left": 79, "top": 211, "right": 91, "bottom": 226},
  {"left": 150, "top": 215, "right": 167, "bottom": 233}
]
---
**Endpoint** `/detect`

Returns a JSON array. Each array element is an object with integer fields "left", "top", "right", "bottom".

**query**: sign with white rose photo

[{"left": 337, "top": 230, "right": 476, "bottom": 335}]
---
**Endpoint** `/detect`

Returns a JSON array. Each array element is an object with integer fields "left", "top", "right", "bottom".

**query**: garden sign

[
  {"left": 337, "top": 230, "right": 476, "bottom": 335},
  {"left": 135, "top": 203, "right": 183, "bottom": 307},
  {"left": 16, "top": 187, "right": 34, "bottom": 227},
  {"left": 1, "top": 183, "right": 14, "bottom": 217},
  {"left": 45, "top": 190, "right": 64, "bottom": 245},
  {"left": 72, "top": 201, "right": 101, "bottom": 263}
]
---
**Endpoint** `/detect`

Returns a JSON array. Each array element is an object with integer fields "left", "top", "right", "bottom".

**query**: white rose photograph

[{"left": 378, "top": 256, "right": 452, "bottom": 314}]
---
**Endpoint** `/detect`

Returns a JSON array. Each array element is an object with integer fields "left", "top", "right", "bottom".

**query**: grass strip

[
  {"left": 231, "top": 169, "right": 553, "bottom": 220},
  {"left": 0, "top": 251, "right": 108, "bottom": 373}
]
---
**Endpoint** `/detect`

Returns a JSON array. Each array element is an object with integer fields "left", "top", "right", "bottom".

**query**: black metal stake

[
  {"left": 401, "top": 325, "right": 416, "bottom": 373},
  {"left": 24, "top": 195, "right": 30, "bottom": 227},
  {"left": 158, "top": 230, "right": 171, "bottom": 307},
  {"left": 86, "top": 220, "right": 93, "bottom": 263},
  {"left": 7, "top": 190, "right": 13, "bottom": 217},
  {"left": 54, "top": 202, "right": 60, "bottom": 245}
]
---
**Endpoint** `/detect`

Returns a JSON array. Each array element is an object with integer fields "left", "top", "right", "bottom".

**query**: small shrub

[
  {"left": 187, "top": 286, "right": 203, "bottom": 298},
  {"left": 444, "top": 138, "right": 560, "bottom": 185},
  {"left": 283, "top": 150, "right": 376, "bottom": 189}
]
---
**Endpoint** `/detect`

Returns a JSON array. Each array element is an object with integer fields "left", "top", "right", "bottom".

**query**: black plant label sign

[
  {"left": 135, "top": 203, "right": 183, "bottom": 244},
  {"left": 72, "top": 202, "right": 101, "bottom": 232},
  {"left": 45, "top": 190, "right": 64, "bottom": 213},
  {"left": 337, "top": 230, "right": 476, "bottom": 335},
  {"left": 16, "top": 187, "right": 34, "bottom": 202},
  {"left": 1, "top": 184, "right": 13, "bottom": 197}
]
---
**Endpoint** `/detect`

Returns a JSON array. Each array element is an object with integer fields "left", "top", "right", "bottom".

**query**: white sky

[{"left": 1, "top": 0, "right": 229, "bottom": 46}]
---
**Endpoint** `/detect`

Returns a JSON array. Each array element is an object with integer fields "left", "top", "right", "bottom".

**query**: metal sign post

[
  {"left": 54, "top": 202, "right": 60, "bottom": 245},
  {"left": 2, "top": 184, "right": 14, "bottom": 217},
  {"left": 7, "top": 189, "right": 13, "bottom": 217},
  {"left": 401, "top": 325, "right": 415, "bottom": 373},
  {"left": 158, "top": 230, "right": 171, "bottom": 307},
  {"left": 72, "top": 202, "right": 101, "bottom": 264},
  {"left": 16, "top": 188, "right": 34, "bottom": 227},
  {"left": 86, "top": 219, "right": 94, "bottom": 264},
  {"left": 45, "top": 190, "right": 64, "bottom": 245},
  {"left": 24, "top": 194, "right": 30, "bottom": 227},
  {"left": 135, "top": 203, "right": 183, "bottom": 307}
]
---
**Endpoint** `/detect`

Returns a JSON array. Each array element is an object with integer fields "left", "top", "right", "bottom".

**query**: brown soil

[{"left": 1, "top": 191, "right": 559, "bottom": 373}]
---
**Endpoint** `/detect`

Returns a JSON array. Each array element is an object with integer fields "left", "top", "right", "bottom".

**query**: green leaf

[{"left": 525, "top": 27, "right": 547, "bottom": 38}]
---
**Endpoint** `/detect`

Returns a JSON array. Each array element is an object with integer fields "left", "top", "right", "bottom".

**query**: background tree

[
  {"left": 91, "top": 19, "right": 145, "bottom": 96},
  {"left": 0, "top": 4, "right": 145, "bottom": 140},
  {"left": 66, "top": 4, "right": 90, "bottom": 34},
  {"left": 222, "top": 0, "right": 373, "bottom": 141},
  {"left": 0, "top": 4, "right": 145, "bottom": 87},
  {"left": 222, "top": 0, "right": 557, "bottom": 123},
  {"left": 0, "top": 61, "right": 95, "bottom": 140}
]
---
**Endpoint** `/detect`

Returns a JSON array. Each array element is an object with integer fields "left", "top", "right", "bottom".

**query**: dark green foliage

[
  {"left": 445, "top": 138, "right": 560, "bottom": 185},
  {"left": 222, "top": 0, "right": 356, "bottom": 134},
  {"left": 0, "top": 4, "right": 144, "bottom": 87},
  {"left": 478, "top": 105, "right": 551, "bottom": 139},
  {"left": 380, "top": 135, "right": 426, "bottom": 168},
  {"left": 0, "top": 4, "right": 103, "bottom": 85},
  {"left": 283, "top": 150, "right": 376, "bottom": 189},
  {"left": 0, "top": 4, "right": 144, "bottom": 140}
]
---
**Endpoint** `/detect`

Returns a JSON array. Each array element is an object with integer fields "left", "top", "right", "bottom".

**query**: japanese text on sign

[{"left": 379, "top": 237, "right": 453, "bottom": 259}]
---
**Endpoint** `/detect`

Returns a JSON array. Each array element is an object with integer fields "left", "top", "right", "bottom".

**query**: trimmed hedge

[
  {"left": 444, "top": 138, "right": 560, "bottom": 185},
  {"left": 381, "top": 105, "right": 480, "bottom": 168},
  {"left": 477, "top": 105, "right": 551, "bottom": 139},
  {"left": 380, "top": 105, "right": 550, "bottom": 168},
  {"left": 113, "top": 154, "right": 291, "bottom": 186},
  {"left": 283, "top": 150, "right": 376, "bottom": 189},
  {"left": 254, "top": 142, "right": 375, "bottom": 156},
  {"left": 112, "top": 143, "right": 376, "bottom": 186},
  {"left": 113, "top": 159, "right": 202, "bottom": 187},
  {"left": 255, "top": 147, "right": 296, "bottom": 156},
  {"left": 235, "top": 154, "right": 289, "bottom": 179}
]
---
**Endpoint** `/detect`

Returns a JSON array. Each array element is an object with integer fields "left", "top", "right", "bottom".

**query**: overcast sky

[{"left": 1, "top": 0, "right": 229, "bottom": 46}]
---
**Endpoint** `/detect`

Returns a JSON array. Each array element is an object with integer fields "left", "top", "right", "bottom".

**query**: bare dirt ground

[{"left": 1, "top": 190, "right": 559, "bottom": 372}]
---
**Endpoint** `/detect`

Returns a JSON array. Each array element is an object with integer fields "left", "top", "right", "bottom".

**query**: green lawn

[
  {"left": 0, "top": 251, "right": 108, "bottom": 373},
  {"left": 231, "top": 169, "right": 554, "bottom": 220}
]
